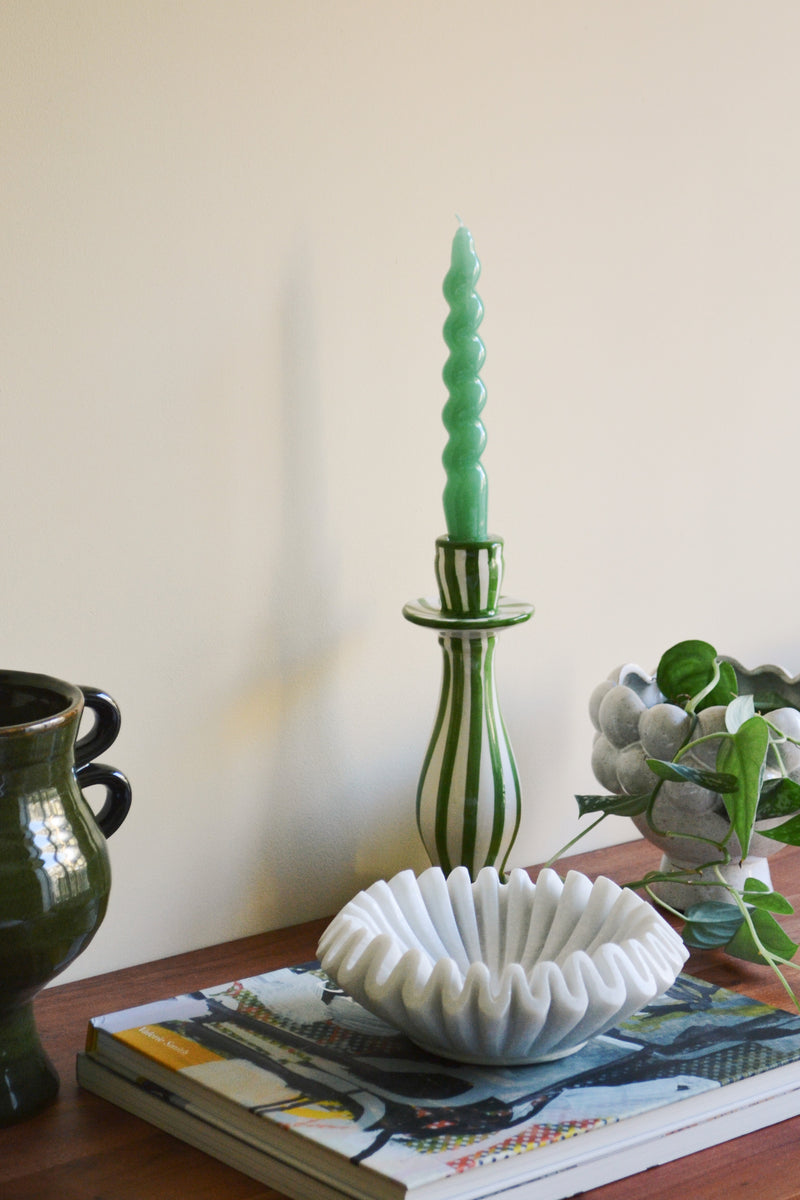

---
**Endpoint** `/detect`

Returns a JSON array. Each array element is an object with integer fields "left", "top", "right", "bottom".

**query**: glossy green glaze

[
  {"left": 404, "top": 540, "right": 533, "bottom": 879},
  {"left": 0, "top": 671, "right": 130, "bottom": 1124},
  {"left": 441, "top": 224, "right": 488, "bottom": 543}
]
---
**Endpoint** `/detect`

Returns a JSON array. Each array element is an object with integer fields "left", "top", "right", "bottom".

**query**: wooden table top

[{"left": 3, "top": 838, "right": 800, "bottom": 1199}]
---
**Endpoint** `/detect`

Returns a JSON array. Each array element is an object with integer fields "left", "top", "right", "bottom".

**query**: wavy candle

[{"left": 441, "top": 224, "right": 488, "bottom": 543}]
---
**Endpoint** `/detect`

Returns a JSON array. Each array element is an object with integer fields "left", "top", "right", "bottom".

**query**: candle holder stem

[{"left": 404, "top": 537, "right": 533, "bottom": 879}]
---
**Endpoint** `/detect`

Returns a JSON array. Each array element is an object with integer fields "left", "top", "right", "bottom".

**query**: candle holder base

[{"left": 403, "top": 536, "right": 533, "bottom": 879}]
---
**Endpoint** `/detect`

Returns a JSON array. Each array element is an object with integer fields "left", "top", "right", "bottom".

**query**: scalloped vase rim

[
  {"left": 723, "top": 658, "right": 800, "bottom": 686},
  {"left": 617, "top": 657, "right": 800, "bottom": 691}
]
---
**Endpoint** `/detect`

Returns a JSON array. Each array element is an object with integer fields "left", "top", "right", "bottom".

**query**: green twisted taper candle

[{"left": 441, "top": 224, "right": 488, "bottom": 543}]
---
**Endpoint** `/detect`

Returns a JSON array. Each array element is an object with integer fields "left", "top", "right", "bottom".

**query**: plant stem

[
  {"left": 686, "top": 659, "right": 721, "bottom": 715},
  {"left": 672, "top": 731, "right": 727, "bottom": 760},
  {"left": 624, "top": 868, "right": 723, "bottom": 896},
  {"left": 711, "top": 866, "right": 800, "bottom": 1012},
  {"left": 764, "top": 719, "right": 800, "bottom": 750},
  {"left": 642, "top": 885, "right": 686, "bottom": 922},
  {"left": 543, "top": 813, "right": 608, "bottom": 869}
]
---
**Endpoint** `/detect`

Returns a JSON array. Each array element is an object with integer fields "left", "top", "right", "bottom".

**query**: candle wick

[{"left": 455, "top": 213, "right": 464, "bottom": 227}]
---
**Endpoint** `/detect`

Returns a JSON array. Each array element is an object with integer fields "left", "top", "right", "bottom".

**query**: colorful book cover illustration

[{"left": 85, "top": 965, "right": 800, "bottom": 1193}]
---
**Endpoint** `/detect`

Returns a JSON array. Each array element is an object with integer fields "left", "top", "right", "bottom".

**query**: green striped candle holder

[{"left": 403, "top": 536, "right": 533, "bottom": 879}]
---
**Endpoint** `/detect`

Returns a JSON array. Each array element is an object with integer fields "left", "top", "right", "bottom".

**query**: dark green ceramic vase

[{"left": 0, "top": 670, "right": 131, "bottom": 1125}]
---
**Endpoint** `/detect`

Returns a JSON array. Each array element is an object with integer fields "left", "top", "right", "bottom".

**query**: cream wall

[{"left": 4, "top": 1, "right": 800, "bottom": 983}]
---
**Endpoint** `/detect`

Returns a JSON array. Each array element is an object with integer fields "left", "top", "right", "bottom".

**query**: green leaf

[
  {"left": 715, "top": 716, "right": 770, "bottom": 859},
  {"left": 742, "top": 879, "right": 794, "bottom": 914},
  {"left": 685, "top": 900, "right": 743, "bottom": 924},
  {"left": 756, "top": 777, "right": 800, "bottom": 821},
  {"left": 575, "top": 793, "right": 651, "bottom": 818},
  {"left": 757, "top": 810, "right": 800, "bottom": 846},
  {"left": 725, "top": 908, "right": 799, "bottom": 964},
  {"left": 682, "top": 924, "right": 740, "bottom": 950},
  {"left": 682, "top": 901, "right": 744, "bottom": 948},
  {"left": 699, "top": 660, "right": 738, "bottom": 712},
  {"left": 656, "top": 640, "right": 719, "bottom": 708},
  {"left": 645, "top": 758, "right": 738, "bottom": 792}
]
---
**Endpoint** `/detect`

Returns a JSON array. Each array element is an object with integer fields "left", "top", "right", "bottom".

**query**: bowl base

[{"left": 411, "top": 1036, "right": 588, "bottom": 1067}]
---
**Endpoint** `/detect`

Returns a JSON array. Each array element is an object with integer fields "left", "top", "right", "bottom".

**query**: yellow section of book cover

[{"left": 112, "top": 1024, "right": 223, "bottom": 1072}]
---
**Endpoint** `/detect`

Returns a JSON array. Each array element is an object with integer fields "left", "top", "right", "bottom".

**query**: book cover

[
  {"left": 75, "top": 1055, "right": 361, "bottom": 1200},
  {"left": 81, "top": 964, "right": 800, "bottom": 1200}
]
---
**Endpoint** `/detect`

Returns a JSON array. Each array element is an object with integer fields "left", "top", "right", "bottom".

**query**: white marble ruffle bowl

[{"left": 318, "top": 865, "right": 688, "bottom": 1066}]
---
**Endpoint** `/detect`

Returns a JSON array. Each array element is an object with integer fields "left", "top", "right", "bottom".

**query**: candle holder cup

[{"left": 404, "top": 536, "right": 533, "bottom": 880}]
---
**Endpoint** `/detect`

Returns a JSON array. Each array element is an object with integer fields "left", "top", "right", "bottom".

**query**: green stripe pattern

[
  {"left": 415, "top": 539, "right": 522, "bottom": 879},
  {"left": 435, "top": 535, "right": 502, "bottom": 617}
]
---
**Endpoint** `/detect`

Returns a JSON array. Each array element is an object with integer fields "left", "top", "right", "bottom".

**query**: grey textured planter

[{"left": 589, "top": 659, "right": 800, "bottom": 910}]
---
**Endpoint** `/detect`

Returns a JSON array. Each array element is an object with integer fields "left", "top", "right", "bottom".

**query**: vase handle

[
  {"left": 75, "top": 761, "right": 132, "bottom": 837},
  {"left": 74, "top": 687, "right": 132, "bottom": 838}
]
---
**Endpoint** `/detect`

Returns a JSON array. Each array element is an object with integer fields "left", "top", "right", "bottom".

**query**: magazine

[{"left": 79, "top": 964, "right": 800, "bottom": 1199}]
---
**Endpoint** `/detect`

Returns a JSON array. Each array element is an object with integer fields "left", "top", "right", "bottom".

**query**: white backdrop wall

[{"left": 4, "top": 1, "right": 800, "bottom": 982}]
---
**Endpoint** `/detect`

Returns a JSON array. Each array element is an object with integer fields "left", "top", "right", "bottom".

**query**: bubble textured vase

[{"left": 589, "top": 660, "right": 800, "bottom": 909}]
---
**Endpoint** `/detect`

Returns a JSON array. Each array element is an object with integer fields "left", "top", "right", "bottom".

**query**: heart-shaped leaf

[
  {"left": 575, "top": 793, "right": 651, "bottom": 818},
  {"left": 757, "top": 810, "right": 800, "bottom": 846},
  {"left": 742, "top": 879, "right": 794, "bottom": 914},
  {"left": 645, "top": 758, "right": 738, "bottom": 792},
  {"left": 682, "top": 901, "right": 744, "bottom": 948},
  {"left": 725, "top": 908, "right": 799, "bottom": 964},
  {"left": 655, "top": 640, "right": 738, "bottom": 712},
  {"left": 716, "top": 716, "right": 770, "bottom": 859},
  {"left": 701, "top": 661, "right": 739, "bottom": 711},
  {"left": 657, "top": 640, "right": 718, "bottom": 707},
  {"left": 726, "top": 694, "right": 756, "bottom": 733},
  {"left": 756, "top": 777, "right": 800, "bottom": 821}
]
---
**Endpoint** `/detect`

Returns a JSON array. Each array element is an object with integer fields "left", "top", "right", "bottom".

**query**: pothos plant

[{"left": 550, "top": 639, "right": 800, "bottom": 1009}]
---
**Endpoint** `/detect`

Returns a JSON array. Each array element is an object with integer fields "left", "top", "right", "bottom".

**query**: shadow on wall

[{"left": 222, "top": 245, "right": 355, "bottom": 919}]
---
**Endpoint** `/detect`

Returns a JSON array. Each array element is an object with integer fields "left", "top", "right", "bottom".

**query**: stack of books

[{"left": 78, "top": 961, "right": 800, "bottom": 1200}]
